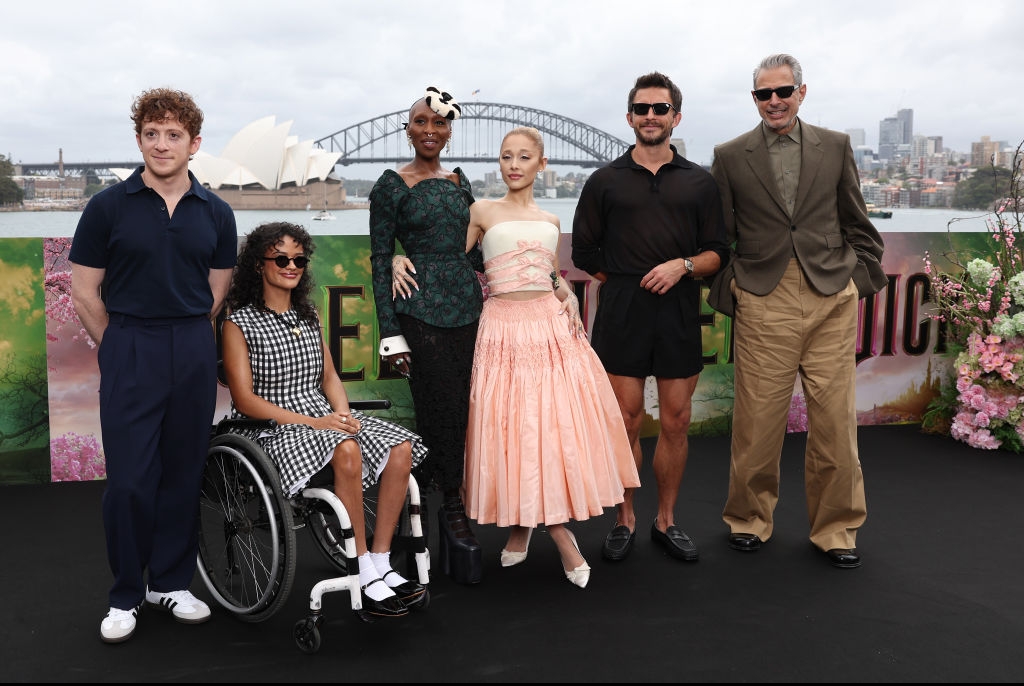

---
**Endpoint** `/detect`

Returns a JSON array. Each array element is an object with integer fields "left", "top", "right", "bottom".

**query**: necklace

[{"left": 269, "top": 308, "right": 302, "bottom": 337}]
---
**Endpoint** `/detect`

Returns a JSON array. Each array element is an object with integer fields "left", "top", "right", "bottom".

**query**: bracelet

[{"left": 550, "top": 270, "right": 560, "bottom": 289}]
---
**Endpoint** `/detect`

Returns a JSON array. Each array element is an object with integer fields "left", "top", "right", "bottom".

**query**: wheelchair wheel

[
  {"left": 197, "top": 433, "right": 296, "bottom": 623},
  {"left": 293, "top": 616, "right": 322, "bottom": 654}
]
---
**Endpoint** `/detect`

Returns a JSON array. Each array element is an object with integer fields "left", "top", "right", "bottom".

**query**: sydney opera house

[{"left": 115, "top": 116, "right": 350, "bottom": 211}]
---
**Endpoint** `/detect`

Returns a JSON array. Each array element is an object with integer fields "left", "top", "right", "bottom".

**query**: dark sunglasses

[
  {"left": 629, "top": 102, "right": 674, "bottom": 116},
  {"left": 263, "top": 255, "right": 310, "bottom": 269},
  {"left": 752, "top": 85, "right": 798, "bottom": 101}
]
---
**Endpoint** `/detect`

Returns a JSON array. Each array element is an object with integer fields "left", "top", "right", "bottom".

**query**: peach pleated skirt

[{"left": 463, "top": 294, "right": 640, "bottom": 527}]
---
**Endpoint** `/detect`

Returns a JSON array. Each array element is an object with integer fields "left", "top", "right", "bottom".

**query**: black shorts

[{"left": 590, "top": 274, "right": 704, "bottom": 379}]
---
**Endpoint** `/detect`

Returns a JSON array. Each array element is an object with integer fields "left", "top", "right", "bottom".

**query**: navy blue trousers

[{"left": 97, "top": 314, "right": 217, "bottom": 610}]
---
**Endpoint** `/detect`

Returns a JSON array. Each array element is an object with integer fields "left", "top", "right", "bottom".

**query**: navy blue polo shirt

[{"left": 70, "top": 167, "right": 237, "bottom": 318}]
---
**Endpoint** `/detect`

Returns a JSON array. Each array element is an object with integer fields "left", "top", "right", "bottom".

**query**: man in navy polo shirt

[{"left": 70, "top": 88, "right": 237, "bottom": 644}]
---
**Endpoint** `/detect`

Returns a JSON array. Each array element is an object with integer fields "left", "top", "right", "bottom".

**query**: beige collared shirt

[{"left": 763, "top": 120, "right": 802, "bottom": 218}]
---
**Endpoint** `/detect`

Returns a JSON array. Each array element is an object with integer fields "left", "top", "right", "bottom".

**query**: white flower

[
  {"left": 1008, "top": 272, "right": 1024, "bottom": 306},
  {"left": 967, "top": 258, "right": 998, "bottom": 286},
  {"left": 992, "top": 312, "right": 1024, "bottom": 339}
]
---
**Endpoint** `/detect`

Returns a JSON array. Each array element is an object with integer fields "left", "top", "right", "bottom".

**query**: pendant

[{"left": 292, "top": 327, "right": 302, "bottom": 337}]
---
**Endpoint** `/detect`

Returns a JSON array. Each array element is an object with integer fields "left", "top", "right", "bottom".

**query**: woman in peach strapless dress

[{"left": 460, "top": 127, "right": 640, "bottom": 589}]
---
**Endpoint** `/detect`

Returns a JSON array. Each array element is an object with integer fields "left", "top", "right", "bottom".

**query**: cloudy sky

[{"left": 2, "top": 0, "right": 1021, "bottom": 179}]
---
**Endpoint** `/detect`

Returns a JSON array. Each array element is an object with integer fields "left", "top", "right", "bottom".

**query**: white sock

[
  {"left": 358, "top": 553, "right": 395, "bottom": 601},
  {"left": 370, "top": 551, "right": 409, "bottom": 587}
]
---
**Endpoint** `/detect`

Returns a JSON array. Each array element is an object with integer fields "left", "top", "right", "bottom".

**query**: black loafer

[
  {"left": 361, "top": 579, "right": 409, "bottom": 618},
  {"left": 825, "top": 548, "right": 861, "bottom": 569},
  {"left": 650, "top": 520, "right": 698, "bottom": 561},
  {"left": 602, "top": 525, "right": 635, "bottom": 561},
  {"left": 728, "top": 533, "right": 762, "bottom": 552}
]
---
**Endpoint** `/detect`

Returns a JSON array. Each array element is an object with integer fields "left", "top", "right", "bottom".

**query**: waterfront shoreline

[{"left": 0, "top": 203, "right": 994, "bottom": 237}]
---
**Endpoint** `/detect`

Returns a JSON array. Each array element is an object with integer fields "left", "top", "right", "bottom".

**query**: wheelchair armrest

[
  {"left": 213, "top": 401, "right": 389, "bottom": 437},
  {"left": 349, "top": 399, "right": 392, "bottom": 411},
  {"left": 215, "top": 417, "right": 278, "bottom": 435}
]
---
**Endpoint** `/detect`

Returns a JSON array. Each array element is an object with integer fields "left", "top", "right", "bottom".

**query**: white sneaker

[
  {"left": 100, "top": 606, "right": 138, "bottom": 643},
  {"left": 145, "top": 588, "right": 211, "bottom": 624}
]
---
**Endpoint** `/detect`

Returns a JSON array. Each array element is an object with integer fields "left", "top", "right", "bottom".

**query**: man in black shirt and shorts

[{"left": 572, "top": 71, "right": 728, "bottom": 563}]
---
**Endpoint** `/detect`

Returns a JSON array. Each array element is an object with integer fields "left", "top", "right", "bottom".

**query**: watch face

[{"left": 685, "top": 259, "right": 694, "bottom": 273}]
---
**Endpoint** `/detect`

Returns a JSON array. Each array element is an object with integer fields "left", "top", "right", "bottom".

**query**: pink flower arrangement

[
  {"left": 924, "top": 158, "right": 1024, "bottom": 452},
  {"left": 948, "top": 333, "right": 1024, "bottom": 450}
]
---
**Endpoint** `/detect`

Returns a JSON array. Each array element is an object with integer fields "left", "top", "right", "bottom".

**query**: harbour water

[{"left": 0, "top": 198, "right": 995, "bottom": 238}]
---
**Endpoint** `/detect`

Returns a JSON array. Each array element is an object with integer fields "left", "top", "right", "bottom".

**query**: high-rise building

[
  {"left": 878, "top": 117, "right": 901, "bottom": 161},
  {"left": 877, "top": 109, "right": 914, "bottom": 162},
  {"left": 971, "top": 136, "right": 1007, "bottom": 167},
  {"left": 897, "top": 109, "right": 914, "bottom": 145},
  {"left": 911, "top": 135, "right": 932, "bottom": 160},
  {"left": 846, "top": 128, "right": 866, "bottom": 147}
]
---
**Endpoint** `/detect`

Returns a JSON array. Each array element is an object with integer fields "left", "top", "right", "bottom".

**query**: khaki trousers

[{"left": 722, "top": 259, "right": 866, "bottom": 551}]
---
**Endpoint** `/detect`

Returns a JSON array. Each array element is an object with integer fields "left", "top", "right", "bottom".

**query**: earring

[{"left": 406, "top": 134, "right": 413, "bottom": 151}]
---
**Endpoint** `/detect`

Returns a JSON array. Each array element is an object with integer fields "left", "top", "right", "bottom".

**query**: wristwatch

[{"left": 683, "top": 258, "right": 694, "bottom": 276}]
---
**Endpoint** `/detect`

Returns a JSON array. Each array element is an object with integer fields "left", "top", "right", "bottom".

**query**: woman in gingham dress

[{"left": 222, "top": 222, "right": 427, "bottom": 619}]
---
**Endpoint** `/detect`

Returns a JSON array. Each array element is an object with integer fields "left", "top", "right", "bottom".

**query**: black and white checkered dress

[{"left": 227, "top": 305, "right": 427, "bottom": 497}]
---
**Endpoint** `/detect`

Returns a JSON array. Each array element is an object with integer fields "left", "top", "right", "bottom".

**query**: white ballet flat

[
  {"left": 563, "top": 530, "right": 590, "bottom": 589},
  {"left": 500, "top": 527, "right": 533, "bottom": 567}
]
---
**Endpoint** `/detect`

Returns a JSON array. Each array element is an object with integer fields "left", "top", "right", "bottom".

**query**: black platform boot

[{"left": 438, "top": 496, "right": 482, "bottom": 585}]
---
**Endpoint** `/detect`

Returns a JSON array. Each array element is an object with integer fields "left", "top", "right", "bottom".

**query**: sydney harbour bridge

[
  {"left": 18, "top": 102, "right": 631, "bottom": 176},
  {"left": 314, "top": 102, "right": 630, "bottom": 168}
]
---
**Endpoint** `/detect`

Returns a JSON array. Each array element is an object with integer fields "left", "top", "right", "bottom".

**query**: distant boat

[
  {"left": 312, "top": 180, "right": 335, "bottom": 220},
  {"left": 312, "top": 209, "right": 336, "bottom": 221},
  {"left": 866, "top": 204, "right": 892, "bottom": 219}
]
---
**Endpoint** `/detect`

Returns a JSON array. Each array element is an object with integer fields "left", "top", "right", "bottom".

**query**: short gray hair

[{"left": 753, "top": 54, "right": 803, "bottom": 88}]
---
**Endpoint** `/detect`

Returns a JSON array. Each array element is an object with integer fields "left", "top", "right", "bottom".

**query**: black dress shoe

[
  {"left": 728, "top": 533, "right": 762, "bottom": 552},
  {"left": 601, "top": 525, "right": 635, "bottom": 561},
  {"left": 382, "top": 570, "right": 426, "bottom": 605},
  {"left": 650, "top": 520, "right": 698, "bottom": 561},
  {"left": 360, "top": 579, "right": 409, "bottom": 618},
  {"left": 825, "top": 548, "right": 861, "bottom": 569}
]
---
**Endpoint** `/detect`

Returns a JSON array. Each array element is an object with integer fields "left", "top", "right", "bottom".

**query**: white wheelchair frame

[{"left": 196, "top": 402, "right": 430, "bottom": 653}]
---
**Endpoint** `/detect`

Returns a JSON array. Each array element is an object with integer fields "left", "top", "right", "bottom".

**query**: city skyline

[{"left": 9, "top": 105, "right": 1015, "bottom": 183}]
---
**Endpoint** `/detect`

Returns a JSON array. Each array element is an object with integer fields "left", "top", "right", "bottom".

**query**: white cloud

[{"left": 2, "top": 0, "right": 1021, "bottom": 175}]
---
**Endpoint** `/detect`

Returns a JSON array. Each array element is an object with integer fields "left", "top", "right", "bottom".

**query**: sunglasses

[
  {"left": 629, "top": 102, "right": 674, "bottom": 116},
  {"left": 263, "top": 255, "right": 310, "bottom": 269},
  {"left": 752, "top": 85, "right": 798, "bottom": 101}
]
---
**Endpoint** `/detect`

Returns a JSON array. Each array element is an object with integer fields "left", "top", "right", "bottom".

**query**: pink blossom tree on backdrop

[{"left": 44, "top": 237, "right": 104, "bottom": 481}]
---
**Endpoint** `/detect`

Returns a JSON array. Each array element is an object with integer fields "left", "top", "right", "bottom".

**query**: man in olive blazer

[
  {"left": 706, "top": 123, "right": 886, "bottom": 315},
  {"left": 707, "top": 53, "right": 885, "bottom": 569}
]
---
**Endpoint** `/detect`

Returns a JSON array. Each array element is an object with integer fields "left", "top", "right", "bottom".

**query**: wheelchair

[{"left": 195, "top": 400, "right": 431, "bottom": 654}]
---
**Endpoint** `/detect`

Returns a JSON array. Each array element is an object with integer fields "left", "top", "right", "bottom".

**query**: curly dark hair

[
  {"left": 131, "top": 88, "right": 204, "bottom": 139},
  {"left": 228, "top": 222, "right": 319, "bottom": 325}
]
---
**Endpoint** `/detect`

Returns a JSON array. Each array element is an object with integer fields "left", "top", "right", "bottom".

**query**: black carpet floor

[{"left": 3, "top": 424, "right": 1023, "bottom": 683}]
